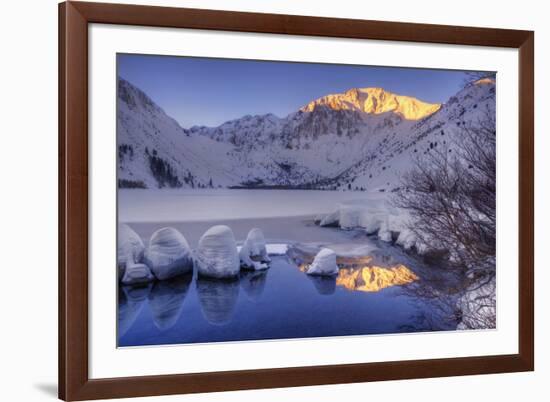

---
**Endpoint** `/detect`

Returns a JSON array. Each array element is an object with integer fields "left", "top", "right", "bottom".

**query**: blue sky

[{"left": 118, "top": 53, "right": 480, "bottom": 128}]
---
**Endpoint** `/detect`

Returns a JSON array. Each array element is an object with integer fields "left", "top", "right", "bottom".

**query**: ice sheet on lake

[{"left": 118, "top": 189, "right": 379, "bottom": 223}]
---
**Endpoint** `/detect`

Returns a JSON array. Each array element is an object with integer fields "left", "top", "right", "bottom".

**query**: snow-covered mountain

[{"left": 118, "top": 77, "right": 495, "bottom": 190}]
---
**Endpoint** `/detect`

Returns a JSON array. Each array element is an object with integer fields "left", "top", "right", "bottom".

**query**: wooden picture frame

[{"left": 59, "top": 1, "right": 534, "bottom": 400}]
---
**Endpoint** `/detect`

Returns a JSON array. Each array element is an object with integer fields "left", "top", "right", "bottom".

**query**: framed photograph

[{"left": 59, "top": 1, "right": 534, "bottom": 400}]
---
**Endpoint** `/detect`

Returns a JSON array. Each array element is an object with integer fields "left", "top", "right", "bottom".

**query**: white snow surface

[
  {"left": 117, "top": 223, "right": 145, "bottom": 280},
  {"left": 196, "top": 225, "right": 240, "bottom": 279},
  {"left": 306, "top": 248, "right": 339, "bottom": 276},
  {"left": 144, "top": 227, "right": 193, "bottom": 280},
  {"left": 265, "top": 244, "right": 289, "bottom": 255}
]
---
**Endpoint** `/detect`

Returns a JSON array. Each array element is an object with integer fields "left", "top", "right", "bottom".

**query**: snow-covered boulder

[
  {"left": 377, "top": 220, "right": 392, "bottom": 242},
  {"left": 149, "top": 276, "right": 192, "bottom": 330},
  {"left": 196, "top": 225, "right": 240, "bottom": 279},
  {"left": 306, "top": 248, "right": 339, "bottom": 276},
  {"left": 121, "top": 263, "right": 155, "bottom": 285},
  {"left": 319, "top": 210, "right": 340, "bottom": 227},
  {"left": 457, "top": 275, "right": 496, "bottom": 330},
  {"left": 239, "top": 228, "right": 270, "bottom": 270},
  {"left": 144, "top": 227, "right": 193, "bottom": 280},
  {"left": 396, "top": 229, "right": 416, "bottom": 250},
  {"left": 117, "top": 224, "right": 145, "bottom": 280},
  {"left": 196, "top": 277, "right": 240, "bottom": 325},
  {"left": 338, "top": 205, "right": 364, "bottom": 229}
]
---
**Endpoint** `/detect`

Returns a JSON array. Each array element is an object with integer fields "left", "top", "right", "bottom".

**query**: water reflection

[
  {"left": 307, "top": 275, "right": 336, "bottom": 295},
  {"left": 336, "top": 265, "right": 418, "bottom": 292},
  {"left": 118, "top": 283, "right": 152, "bottom": 338},
  {"left": 149, "top": 275, "right": 192, "bottom": 330},
  {"left": 196, "top": 277, "right": 240, "bottom": 325},
  {"left": 289, "top": 246, "right": 419, "bottom": 293},
  {"left": 240, "top": 270, "right": 268, "bottom": 301}
]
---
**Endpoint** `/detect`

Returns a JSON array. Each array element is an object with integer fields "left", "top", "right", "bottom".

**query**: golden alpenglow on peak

[
  {"left": 473, "top": 77, "right": 496, "bottom": 86},
  {"left": 301, "top": 87, "right": 441, "bottom": 120}
]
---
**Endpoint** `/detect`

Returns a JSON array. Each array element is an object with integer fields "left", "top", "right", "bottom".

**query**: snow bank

[
  {"left": 118, "top": 224, "right": 145, "bottom": 280},
  {"left": 457, "top": 275, "right": 496, "bottom": 330},
  {"left": 121, "top": 263, "right": 155, "bottom": 285},
  {"left": 307, "top": 248, "right": 339, "bottom": 276},
  {"left": 145, "top": 227, "right": 194, "bottom": 280},
  {"left": 239, "top": 228, "right": 270, "bottom": 271},
  {"left": 266, "top": 244, "right": 288, "bottom": 255},
  {"left": 316, "top": 199, "right": 419, "bottom": 250},
  {"left": 196, "top": 225, "right": 240, "bottom": 279}
]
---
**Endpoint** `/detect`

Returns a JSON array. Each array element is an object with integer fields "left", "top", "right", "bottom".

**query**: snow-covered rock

[
  {"left": 319, "top": 210, "right": 340, "bottom": 227},
  {"left": 117, "top": 224, "right": 145, "bottom": 280},
  {"left": 396, "top": 229, "right": 417, "bottom": 250},
  {"left": 144, "top": 227, "right": 194, "bottom": 280},
  {"left": 149, "top": 276, "right": 192, "bottom": 330},
  {"left": 196, "top": 225, "right": 240, "bottom": 279},
  {"left": 196, "top": 277, "right": 240, "bottom": 325},
  {"left": 239, "top": 228, "right": 270, "bottom": 270},
  {"left": 306, "top": 248, "right": 339, "bottom": 276},
  {"left": 121, "top": 263, "right": 155, "bottom": 285},
  {"left": 456, "top": 275, "right": 496, "bottom": 330}
]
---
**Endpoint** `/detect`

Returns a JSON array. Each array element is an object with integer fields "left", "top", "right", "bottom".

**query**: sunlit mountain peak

[
  {"left": 473, "top": 77, "right": 496, "bottom": 86},
  {"left": 301, "top": 87, "right": 441, "bottom": 120}
]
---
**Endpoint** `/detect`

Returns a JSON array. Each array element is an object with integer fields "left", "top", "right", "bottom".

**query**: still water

[{"left": 118, "top": 246, "right": 459, "bottom": 347}]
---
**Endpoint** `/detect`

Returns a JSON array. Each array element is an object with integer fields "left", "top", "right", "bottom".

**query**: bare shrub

[
  {"left": 396, "top": 114, "right": 495, "bottom": 276},
  {"left": 396, "top": 113, "right": 496, "bottom": 329}
]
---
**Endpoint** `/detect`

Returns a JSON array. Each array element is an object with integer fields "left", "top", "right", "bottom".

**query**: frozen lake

[
  {"left": 119, "top": 188, "right": 385, "bottom": 223},
  {"left": 118, "top": 189, "right": 461, "bottom": 346}
]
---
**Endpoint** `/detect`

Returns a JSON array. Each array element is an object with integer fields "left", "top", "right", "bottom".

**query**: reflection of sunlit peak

[{"left": 336, "top": 265, "right": 418, "bottom": 293}]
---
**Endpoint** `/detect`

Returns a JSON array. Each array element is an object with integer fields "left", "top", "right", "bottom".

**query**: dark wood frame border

[{"left": 59, "top": 1, "right": 534, "bottom": 400}]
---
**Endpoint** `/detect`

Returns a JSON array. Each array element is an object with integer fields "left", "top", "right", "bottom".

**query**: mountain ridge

[{"left": 117, "top": 77, "right": 495, "bottom": 191}]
